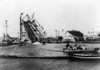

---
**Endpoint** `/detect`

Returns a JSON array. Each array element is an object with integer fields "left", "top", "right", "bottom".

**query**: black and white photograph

[{"left": 0, "top": 0, "right": 100, "bottom": 70}]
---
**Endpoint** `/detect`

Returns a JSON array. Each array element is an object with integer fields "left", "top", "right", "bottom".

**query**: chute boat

[
  {"left": 63, "top": 47, "right": 99, "bottom": 54},
  {"left": 63, "top": 43, "right": 99, "bottom": 54}
]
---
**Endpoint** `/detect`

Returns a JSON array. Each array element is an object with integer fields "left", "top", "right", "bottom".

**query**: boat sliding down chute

[
  {"left": 23, "top": 21, "right": 38, "bottom": 43},
  {"left": 21, "top": 14, "right": 46, "bottom": 43}
]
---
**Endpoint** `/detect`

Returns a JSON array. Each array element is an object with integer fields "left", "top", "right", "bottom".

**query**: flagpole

[
  {"left": 5, "top": 20, "right": 8, "bottom": 45},
  {"left": 20, "top": 13, "right": 23, "bottom": 42}
]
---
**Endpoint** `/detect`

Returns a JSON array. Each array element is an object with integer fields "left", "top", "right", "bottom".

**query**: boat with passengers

[
  {"left": 63, "top": 43, "right": 99, "bottom": 56},
  {"left": 63, "top": 42, "right": 100, "bottom": 59}
]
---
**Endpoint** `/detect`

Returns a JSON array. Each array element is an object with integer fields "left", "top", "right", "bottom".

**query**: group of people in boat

[{"left": 65, "top": 42, "right": 86, "bottom": 50}]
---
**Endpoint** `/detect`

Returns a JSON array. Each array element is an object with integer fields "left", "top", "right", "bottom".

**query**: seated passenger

[
  {"left": 73, "top": 44, "right": 78, "bottom": 50},
  {"left": 77, "top": 45, "right": 83, "bottom": 50},
  {"left": 81, "top": 45, "right": 86, "bottom": 50}
]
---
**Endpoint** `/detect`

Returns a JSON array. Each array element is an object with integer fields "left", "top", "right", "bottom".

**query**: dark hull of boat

[
  {"left": 70, "top": 54, "right": 100, "bottom": 59},
  {"left": 64, "top": 50, "right": 97, "bottom": 54}
]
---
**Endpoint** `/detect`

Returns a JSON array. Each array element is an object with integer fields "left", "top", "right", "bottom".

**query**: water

[
  {"left": 0, "top": 43, "right": 100, "bottom": 70},
  {"left": 0, "top": 57, "right": 100, "bottom": 70}
]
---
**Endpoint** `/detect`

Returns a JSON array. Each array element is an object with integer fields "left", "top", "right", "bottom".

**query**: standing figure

[{"left": 65, "top": 42, "right": 70, "bottom": 49}]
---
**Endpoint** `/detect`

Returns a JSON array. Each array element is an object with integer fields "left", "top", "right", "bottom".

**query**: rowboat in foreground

[{"left": 69, "top": 53, "right": 100, "bottom": 59}]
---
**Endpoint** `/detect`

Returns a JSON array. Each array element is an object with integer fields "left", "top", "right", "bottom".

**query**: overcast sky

[{"left": 0, "top": 0, "right": 100, "bottom": 37}]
